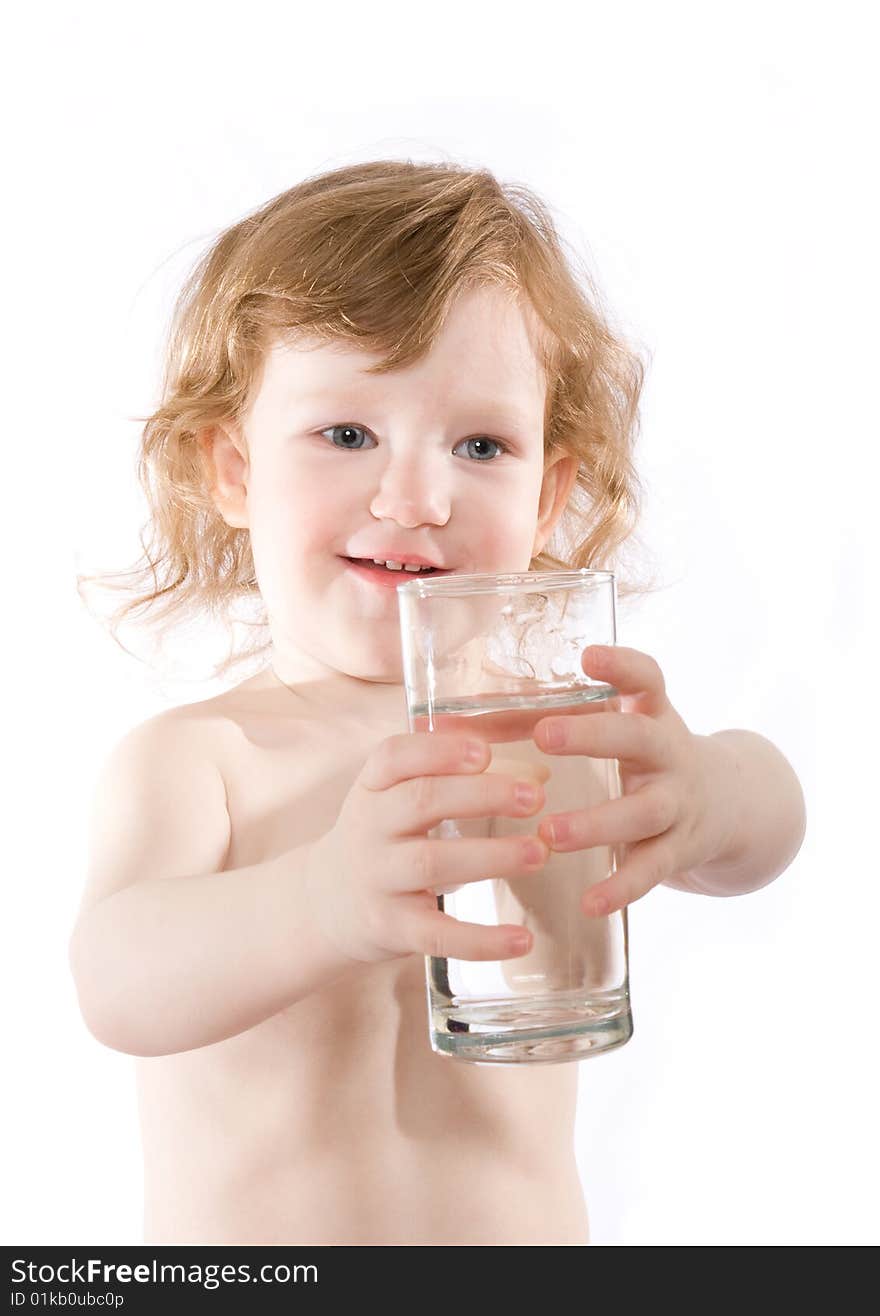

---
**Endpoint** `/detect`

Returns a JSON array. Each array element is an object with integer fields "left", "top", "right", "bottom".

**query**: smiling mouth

[{"left": 341, "top": 557, "right": 448, "bottom": 576}]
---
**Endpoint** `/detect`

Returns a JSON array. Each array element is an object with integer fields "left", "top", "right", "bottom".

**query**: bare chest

[{"left": 135, "top": 698, "right": 586, "bottom": 1243}]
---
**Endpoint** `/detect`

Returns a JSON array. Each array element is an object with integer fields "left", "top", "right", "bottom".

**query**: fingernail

[
  {"left": 523, "top": 839, "right": 545, "bottom": 865},
  {"left": 547, "top": 818, "right": 570, "bottom": 845},
  {"left": 543, "top": 722, "right": 565, "bottom": 749},
  {"left": 515, "top": 780, "right": 538, "bottom": 806}
]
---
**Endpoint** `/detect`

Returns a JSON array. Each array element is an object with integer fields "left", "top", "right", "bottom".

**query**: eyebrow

[{"left": 294, "top": 389, "right": 536, "bottom": 427}]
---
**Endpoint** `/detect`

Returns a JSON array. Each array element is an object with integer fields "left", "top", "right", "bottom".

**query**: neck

[{"left": 268, "top": 661, "right": 408, "bottom": 724}]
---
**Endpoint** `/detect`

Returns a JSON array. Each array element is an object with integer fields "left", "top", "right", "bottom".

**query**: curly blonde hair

[{"left": 78, "top": 158, "right": 662, "bottom": 681}]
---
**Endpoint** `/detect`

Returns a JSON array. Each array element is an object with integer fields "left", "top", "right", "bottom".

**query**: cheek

[
  {"left": 468, "top": 499, "right": 536, "bottom": 560},
  {"left": 262, "top": 458, "right": 360, "bottom": 528},
  {"left": 249, "top": 475, "right": 322, "bottom": 544}
]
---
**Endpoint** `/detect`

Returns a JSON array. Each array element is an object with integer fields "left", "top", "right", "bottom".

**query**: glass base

[{"left": 428, "top": 989, "right": 633, "bottom": 1065}]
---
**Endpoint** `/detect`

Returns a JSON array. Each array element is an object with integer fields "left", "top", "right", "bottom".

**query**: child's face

[{"left": 205, "top": 284, "right": 577, "bottom": 698}]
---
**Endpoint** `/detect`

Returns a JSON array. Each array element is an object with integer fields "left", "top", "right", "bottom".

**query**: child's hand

[
  {"left": 533, "top": 645, "right": 740, "bottom": 918},
  {"left": 302, "top": 732, "right": 550, "bottom": 966}
]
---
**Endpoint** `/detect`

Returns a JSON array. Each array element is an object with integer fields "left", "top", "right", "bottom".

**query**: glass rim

[{"left": 395, "top": 567, "right": 615, "bottom": 599}]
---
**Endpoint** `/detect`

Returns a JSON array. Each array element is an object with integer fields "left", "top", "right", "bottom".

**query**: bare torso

[{"left": 136, "top": 666, "right": 590, "bottom": 1246}]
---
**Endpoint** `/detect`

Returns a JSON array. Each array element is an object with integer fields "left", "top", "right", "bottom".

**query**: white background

[{"left": 3, "top": 0, "right": 876, "bottom": 1246}]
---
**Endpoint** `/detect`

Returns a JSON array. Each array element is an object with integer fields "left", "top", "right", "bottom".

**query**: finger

[
  {"left": 534, "top": 709, "right": 667, "bottom": 771},
  {"left": 581, "top": 832, "right": 677, "bottom": 918},
  {"left": 581, "top": 645, "right": 669, "bottom": 717},
  {"left": 360, "top": 731, "right": 490, "bottom": 791},
  {"left": 392, "top": 767, "right": 546, "bottom": 837},
  {"left": 385, "top": 833, "right": 550, "bottom": 895},
  {"left": 537, "top": 783, "right": 679, "bottom": 852},
  {"left": 408, "top": 907, "right": 535, "bottom": 962}
]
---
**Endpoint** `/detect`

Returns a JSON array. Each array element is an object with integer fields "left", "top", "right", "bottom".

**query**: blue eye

[
  {"left": 318, "top": 424, "right": 508, "bottom": 462},
  {"left": 457, "top": 436, "right": 508, "bottom": 461},
  {"left": 320, "top": 424, "right": 371, "bottom": 450}
]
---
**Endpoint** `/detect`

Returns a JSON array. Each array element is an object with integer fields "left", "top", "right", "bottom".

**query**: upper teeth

[{"left": 372, "top": 559, "right": 434, "bottom": 572}]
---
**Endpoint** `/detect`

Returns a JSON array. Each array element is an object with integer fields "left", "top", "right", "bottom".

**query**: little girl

[{"left": 69, "top": 159, "right": 805, "bottom": 1245}]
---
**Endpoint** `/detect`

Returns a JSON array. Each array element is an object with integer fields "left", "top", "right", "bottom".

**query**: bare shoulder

[{"left": 73, "top": 700, "right": 235, "bottom": 927}]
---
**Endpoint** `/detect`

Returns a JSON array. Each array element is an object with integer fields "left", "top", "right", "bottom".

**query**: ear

[
  {"left": 532, "top": 451, "right": 579, "bottom": 557},
  {"left": 196, "top": 425, "right": 250, "bottom": 530}
]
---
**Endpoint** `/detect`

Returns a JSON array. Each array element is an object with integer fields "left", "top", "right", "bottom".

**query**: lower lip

[{"left": 340, "top": 558, "right": 451, "bottom": 589}]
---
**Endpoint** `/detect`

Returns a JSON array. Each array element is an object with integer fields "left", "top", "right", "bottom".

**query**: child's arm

[
  {"left": 531, "top": 644, "right": 807, "bottom": 918},
  {"left": 68, "top": 714, "right": 357, "bottom": 1058},
  {"left": 664, "top": 728, "right": 807, "bottom": 896}
]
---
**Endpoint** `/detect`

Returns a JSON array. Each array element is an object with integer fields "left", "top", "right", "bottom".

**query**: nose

[{"left": 369, "top": 450, "right": 451, "bottom": 528}]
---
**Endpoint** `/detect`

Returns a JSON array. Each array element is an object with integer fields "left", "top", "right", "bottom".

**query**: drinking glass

[{"left": 396, "top": 569, "right": 633, "bottom": 1065}]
